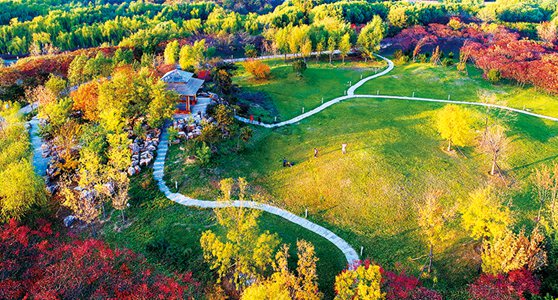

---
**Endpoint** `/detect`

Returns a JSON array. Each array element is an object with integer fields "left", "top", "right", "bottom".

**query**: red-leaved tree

[{"left": 0, "top": 219, "right": 200, "bottom": 299}]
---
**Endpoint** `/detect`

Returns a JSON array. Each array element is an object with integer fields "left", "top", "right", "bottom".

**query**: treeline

[{"left": 0, "top": 0, "right": 492, "bottom": 56}]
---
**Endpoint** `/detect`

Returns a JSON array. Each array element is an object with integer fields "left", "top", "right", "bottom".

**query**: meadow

[
  {"left": 102, "top": 171, "right": 347, "bottom": 298},
  {"left": 163, "top": 57, "right": 558, "bottom": 295},
  {"left": 234, "top": 58, "right": 387, "bottom": 122}
]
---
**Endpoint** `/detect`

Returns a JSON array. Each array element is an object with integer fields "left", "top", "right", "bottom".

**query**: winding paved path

[
  {"left": 155, "top": 53, "right": 558, "bottom": 269},
  {"left": 152, "top": 130, "right": 360, "bottom": 265},
  {"left": 235, "top": 54, "right": 558, "bottom": 127}
]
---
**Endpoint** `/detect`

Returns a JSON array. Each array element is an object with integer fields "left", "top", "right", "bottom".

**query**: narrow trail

[
  {"left": 235, "top": 55, "right": 558, "bottom": 127},
  {"left": 156, "top": 53, "right": 558, "bottom": 269},
  {"left": 153, "top": 133, "right": 360, "bottom": 265}
]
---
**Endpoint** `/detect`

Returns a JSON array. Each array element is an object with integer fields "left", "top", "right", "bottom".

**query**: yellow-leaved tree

[
  {"left": 242, "top": 240, "right": 322, "bottom": 300},
  {"left": 200, "top": 178, "right": 280, "bottom": 291},
  {"left": 334, "top": 263, "right": 385, "bottom": 300},
  {"left": 481, "top": 226, "right": 547, "bottom": 275},
  {"left": 461, "top": 186, "right": 513, "bottom": 241},
  {"left": 435, "top": 104, "right": 477, "bottom": 152},
  {"left": 417, "top": 190, "right": 455, "bottom": 273},
  {"left": 0, "top": 103, "right": 45, "bottom": 222}
]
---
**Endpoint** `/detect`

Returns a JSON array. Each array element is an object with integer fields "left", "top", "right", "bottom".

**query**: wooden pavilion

[{"left": 161, "top": 69, "right": 205, "bottom": 114}]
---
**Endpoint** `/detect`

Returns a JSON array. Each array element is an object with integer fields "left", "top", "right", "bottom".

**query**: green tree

[
  {"left": 68, "top": 54, "right": 88, "bottom": 85},
  {"left": 179, "top": 39, "right": 206, "bottom": 70},
  {"left": 147, "top": 81, "right": 177, "bottom": 128},
  {"left": 293, "top": 59, "right": 307, "bottom": 76},
  {"left": 357, "top": 15, "right": 384, "bottom": 62},
  {"left": 44, "top": 74, "right": 67, "bottom": 97},
  {"left": 327, "top": 35, "right": 337, "bottom": 64}
]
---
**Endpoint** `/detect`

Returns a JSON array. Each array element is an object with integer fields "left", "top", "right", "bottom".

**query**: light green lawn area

[
  {"left": 160, "top": 58, "right": 558, "bottom": 296},
  {"left": 102, "top": 171, "right": 347, "bottom": 299},
  {"left": 164, "top": 96, "right": 558, "bottom": 295},
  {"left": 234, "top": 58, "right": 386, "bottom": 123},
  {"left": 357, "top": 62, "right": 558, "bottom": 118}
]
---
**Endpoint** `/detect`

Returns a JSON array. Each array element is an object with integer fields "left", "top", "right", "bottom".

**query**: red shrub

[
  {"left": 0, "top": 220, "right": 200, "bottom": 299},
  {"left": 468, "top": 269, "right": 541, "bottom": 300}
]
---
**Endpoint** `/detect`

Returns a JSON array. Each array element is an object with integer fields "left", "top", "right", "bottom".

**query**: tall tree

[
  {"left": 435, "top": 104, "right": 477, "bottom": 152},
  {"left": 339, "top": 33, "right": 351, "bottom": 64},
  {"left": 334, "top": 262, "right": 385, "bottom": 300},
  {"left": 164, "top": 40, "right": 180, "bottom": 65},
  {"left": 357, "top": 15, "right": 384, "bottom": 62},
  {"left": 327, "top": 35, "right": 337, "bottom": 64},
  {"left": 200, "top": 178, "right": 280, "bottom": 291},
  {"left": 481, "top": 227, "right": 547, "bottom": 275},
  {"left": 461, "top": 186, "right": 513, "bottom": 241},
  {"left": 479, "top": 124, "right": 510, "bottom": 176},
  {"left": 417, "top": 190, "right": 454, "bottom": 273}
]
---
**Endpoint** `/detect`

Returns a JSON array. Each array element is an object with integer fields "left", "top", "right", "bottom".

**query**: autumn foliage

[
  {"left": 468, "top": 269, "right": 540, "bottom": 300},
  {"left": 71, "top": 81, "right": 100, "bottom": 121},
  {"left": 243, "top": 60, "right": 271, "bottom": 80},
  {"left": 0, "top": 220, "right": 200, "bottom": 299},
  {"left": 334, "top": 260, "right": 442, "bottom": 300}
]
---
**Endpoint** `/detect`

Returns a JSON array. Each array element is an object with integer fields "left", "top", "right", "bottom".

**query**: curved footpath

[
  {"left": 152, "top": 130, "right": 361, "bottom": 266},
  {"left": 25, "top": 53, "right": 557, "bottom": 269},
  {"left": 156, "top": 54, "right": 558, "bottom": 269},
  {"left": 235, "top": 55, "right": 558, "bottom": 127}
]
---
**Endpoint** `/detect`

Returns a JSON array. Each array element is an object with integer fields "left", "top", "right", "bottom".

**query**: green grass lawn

[
  {"left": 234, "top": 58, "right": 386, "bottom": 123},
  {"left": 102, "top": 171, "right": 347, "bottom": 299},
  {"left": 131, "top": 57, "right": 558, "bottom": 297},
  {"left": 357, "top": 61, "right": 558, "bottom": 118},
  {"left": 164, "top": 99, "right": 558, "bottom": 296}
]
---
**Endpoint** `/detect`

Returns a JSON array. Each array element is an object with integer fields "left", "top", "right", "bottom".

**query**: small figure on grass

[
  {"left": 342, "top": 143, "right": 347, "bottom": 154},
  {"left": 314, "top": 148, "right": 319, "bottom": 158}
]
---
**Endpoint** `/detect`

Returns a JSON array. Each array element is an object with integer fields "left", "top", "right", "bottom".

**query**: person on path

[
  {"left": 314, "top": 148, "right": 319, "bottom": 158},
  {"left": 342, "top": 143, "right": 347, "bottom": 154},
  {"left": 249, "top": 114, "right": 254, "bottom": 123},
  {"left": 257, "top": 116, "right": 262, "bottom": 124}
]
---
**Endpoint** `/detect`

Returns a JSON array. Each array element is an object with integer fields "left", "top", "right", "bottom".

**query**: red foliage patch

[
  {"left": 468, "top": 269, "right": 541, "bottom": 300},
  {"left": 0, "top": 220, "right": 200, "bottom": 299}
]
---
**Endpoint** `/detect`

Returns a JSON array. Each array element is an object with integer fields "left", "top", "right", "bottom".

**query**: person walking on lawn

[
  {"left": 342, "top": 143, "right": 347, "bottom": 154},
  {"left": 314, "top": 148, "right": 319, "bottom": 158}
]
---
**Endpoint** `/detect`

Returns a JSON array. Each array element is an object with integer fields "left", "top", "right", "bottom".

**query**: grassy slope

[
  {"left": 102, "top": 171, "right": 347, "bottom": 299},
  {"left": 357, "top": 62, "right": 558, "bottom": 118},
  {"left": 234, "top": 58, "right": 386, "bottom": 123},
  {"left": 164, "top": 58, "right": 558, "bottom": 295}
]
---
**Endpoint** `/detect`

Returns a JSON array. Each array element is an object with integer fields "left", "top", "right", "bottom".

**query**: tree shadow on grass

[
  {"left": 511, "top": 154, "right": 558, "bottom": 172},
  {"left": 509, "top": 114, "right": 558, "bottom": 143}
]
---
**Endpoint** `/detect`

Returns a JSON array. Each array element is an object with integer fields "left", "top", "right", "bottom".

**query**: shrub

[
  {"left": 195, "top": 142, "right": 211, "bottom": 165},
  {"left": 243, "top": 60, "right": 271, "bottom": 80},
  {"left": 468, "top": 269, "right": 540, "bottom": 300},
  {"left": 417, "top": 53, "right": 429, "bottom": 63},
  {"left": 486, "top": 69, "right": 501, "bottom": 83},
  {"left": 292, "top": 59, "right": 307, "bottom": 76},
  {"left": 441, "top": 58, "right": 453, "bottom": 67},
  {"left": 0, "top": 220, "right": 201, "bottom": 299}
]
